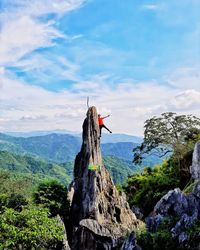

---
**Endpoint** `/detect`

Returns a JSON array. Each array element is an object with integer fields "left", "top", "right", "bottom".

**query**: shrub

[
  {"left": 124, "top": 159, "right": 179, "bottom": 215},
  {"left": 0, "top": 206, "right": 64, "bottom": 249},
  {"left": 33, "top": 180, "right": 69, "bottom": 218}
]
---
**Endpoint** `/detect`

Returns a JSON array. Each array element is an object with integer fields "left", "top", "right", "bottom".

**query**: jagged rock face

[
  {"left": 190, "top": 142, "right": 200, "bottom": 180},
  {"left": 121, "top": 232, "right": 142, "bottom": 250},
  {"left": 146, "top": 181, "right": 200, "bottom": 248},
  {"left": 68, "top": 106, "right": 139, "bottom": 250},
  {"left": 154, "top": 188, "right": 188, "bottom": 217}
]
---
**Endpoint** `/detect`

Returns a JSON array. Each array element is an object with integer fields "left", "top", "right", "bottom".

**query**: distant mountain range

[
  {"left": 0, "top": 132, "right": 164, "bottom": 185},
  {"left": 0, "top": 133, "right": 142, "bottom": 162},
  {"left": 4, "top": 130, "right": 80, "bottom": 138},
  {"left": 0, "top": 133, "right": 81, "bottom": 162},
  {"left": 3, "top": 130, "right": 143, "bottom": 144}
]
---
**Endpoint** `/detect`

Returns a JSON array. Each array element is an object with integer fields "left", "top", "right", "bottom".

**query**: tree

[
  {"left": 33, "top": 180, "right": 70, "bottom": 218},
  {"left": 133, "top": 112, "right": 200, "bottom": 165}
]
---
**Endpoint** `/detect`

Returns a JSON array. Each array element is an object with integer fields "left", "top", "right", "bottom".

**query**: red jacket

[{"left": 98, "top": 117, "right": 104, "bottom": 125}]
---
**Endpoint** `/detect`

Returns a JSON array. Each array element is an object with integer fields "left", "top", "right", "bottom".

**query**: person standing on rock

[{"left": 98, "top": 114, "right": 112, "bottom": 137}]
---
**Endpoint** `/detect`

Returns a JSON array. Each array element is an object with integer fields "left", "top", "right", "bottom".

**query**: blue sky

[{"left": 0, "top": 0, "right": 200, "bottom": 135}]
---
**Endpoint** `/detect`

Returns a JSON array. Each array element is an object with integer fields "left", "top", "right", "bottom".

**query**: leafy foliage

[
  {"left": 133, "top": 112, "right": 200, "bottom": 164},
  {"left": 124, "top": 159, "right": 179, "bottom": 215},
  {"left": 0, "top": 206, "right": 64, "bottom": 250},
  {"left": 34, "top": 180, "right": 70, "bottom": 218},
  {"left": 183, "top": 180, "right": 198, "bottom": 195},
  {"left": 0, "top": 171, "right": 65, "bottom": 249},
  {"left": 0, "top": 170, "right": 35, "bottom": 198}
]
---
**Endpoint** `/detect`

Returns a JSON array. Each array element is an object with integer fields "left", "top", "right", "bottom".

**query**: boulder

[
  {"left": 68, "top": 107, "right": 139, "bottom": 250},
  {"left": 154, "top": 188, "right": 188, "bottom": 217}
]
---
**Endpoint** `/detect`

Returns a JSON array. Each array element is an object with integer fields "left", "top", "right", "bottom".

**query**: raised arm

[{"left": 102, "top": 115, "right": 110, "bottom": 119}]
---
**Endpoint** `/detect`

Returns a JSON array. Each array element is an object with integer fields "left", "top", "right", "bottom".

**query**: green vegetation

[
  {"left": 137, "top": 217, "right": 200, "bottom": 250},
  {"left": 137, "top": 218, "right": 180, "bottom": 250},
  {"left": 124, "top": 159, "right": 179, "bottom": 215},
  {"left": 0, "top": 206, "right": 64, "bottom": 250},
  {"left": 0, "top": 151, "right": 71, "bottom": 185},
  {"left": 186, "top": 219, "right": 200, "bottom": 249},
  {"left": 133, "top": 112, "right": 200, "bottom": 164},
  {"left": 0, "top": 132, "right": 166, "bottom": 187},
  {"left": 34, "top": 180, "right": 70, "bottom": 218},
  {"left": 0, "top": 170, "right": 36, "bottom": 198},
  {"left": 183, "top": 180, "right": 198, "bottom": 194},
  {"left": 0, "top": 148, "right": 140, "bottom": 185},
  {"left": 103, "top": 156, "right": 133, "bottom": 184},
  {"left": 0, "top": 132, "right": 163, "bottom": 167},
  {"left": 0, "top": 171, "right": 68, "bottom": 249},
  {"left": 0, "top": 133, "right": 81, "bottom": 162},
  {"left": 129, "top": 113, "right": 200, "bottom": 250},
  {"left": 128, "top": 113, "right": 200, "bottom": 215}
]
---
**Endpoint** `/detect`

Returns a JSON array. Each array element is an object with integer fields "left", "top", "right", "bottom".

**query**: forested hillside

[
  {"left": 0, "top": 150, "right": 136, "bottom": 185},
  {"left": 0, "top": 151, "right": 72, "bottom": 185},
  {"left": 0, "top": 133, "right": 81, "bottom": 162}
]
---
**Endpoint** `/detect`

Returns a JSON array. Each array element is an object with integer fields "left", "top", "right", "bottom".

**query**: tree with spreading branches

[{"left": 133, "top": 112, "right": 200, "bottom": 165}]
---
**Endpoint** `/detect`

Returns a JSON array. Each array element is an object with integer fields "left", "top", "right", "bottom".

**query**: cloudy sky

[{"left": 0, "top": 0, "right": 200, "bottom": 135}]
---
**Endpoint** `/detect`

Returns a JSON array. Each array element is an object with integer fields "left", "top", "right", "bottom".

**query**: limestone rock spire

[{"left": 68, "top": 106, "right": 139, "bottom": 250}]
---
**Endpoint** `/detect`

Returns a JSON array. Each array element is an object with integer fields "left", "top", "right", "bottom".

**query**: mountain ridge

[{"left": 3, "top": 130, "right": 143, "bottom": 143}]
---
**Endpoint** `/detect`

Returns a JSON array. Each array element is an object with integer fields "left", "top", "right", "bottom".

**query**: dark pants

[{"left": 99, "top": 124, "right": 111, "bottom": 136}]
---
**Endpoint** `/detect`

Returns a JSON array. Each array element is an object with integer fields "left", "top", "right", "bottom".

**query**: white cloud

[
  {"left": 0, "top": 0, "right": 85, "bottom": 67},
  {"left": 1, "top": 0, "right": 85, "bottom": 17},
  {"left": 169, "top": 89, "right": 200, "bottom": 110},
  {"left": 0, "top": 69, "right": 200, "bottom": 135},
  {"left": 1, "top": 0, "right": 200, "bottom": 136},
  {"left": 7, "top": 0, "right": 85, "bottom": 17},
  {"left": 0, "top": 69, "right": 191, "bottom": 135},
  {"left": 166, "top": 66, "right": 200, "bottom": 90},
  {"left": 11, "top": 54, "right": 81, "bottom": 83},
  {"left": 0, "top": 16, "right": 64, "bottom": 66}
]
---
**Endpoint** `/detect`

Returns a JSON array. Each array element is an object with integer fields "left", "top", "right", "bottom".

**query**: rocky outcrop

[
  {"left": 121, "top": 232, "right": 141, "bottom": 250},
  {"left": 190, "top": 142, "right": 200, "bottom": 180},
  {"left": 145, "top": 142, "right": 200, "bottom": 248},
  {"left": 146, "top": 180, "right": 200, "bottom": 247},
  {"left": 68, "top": 106, "right": 139, "bottom": 250}
]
